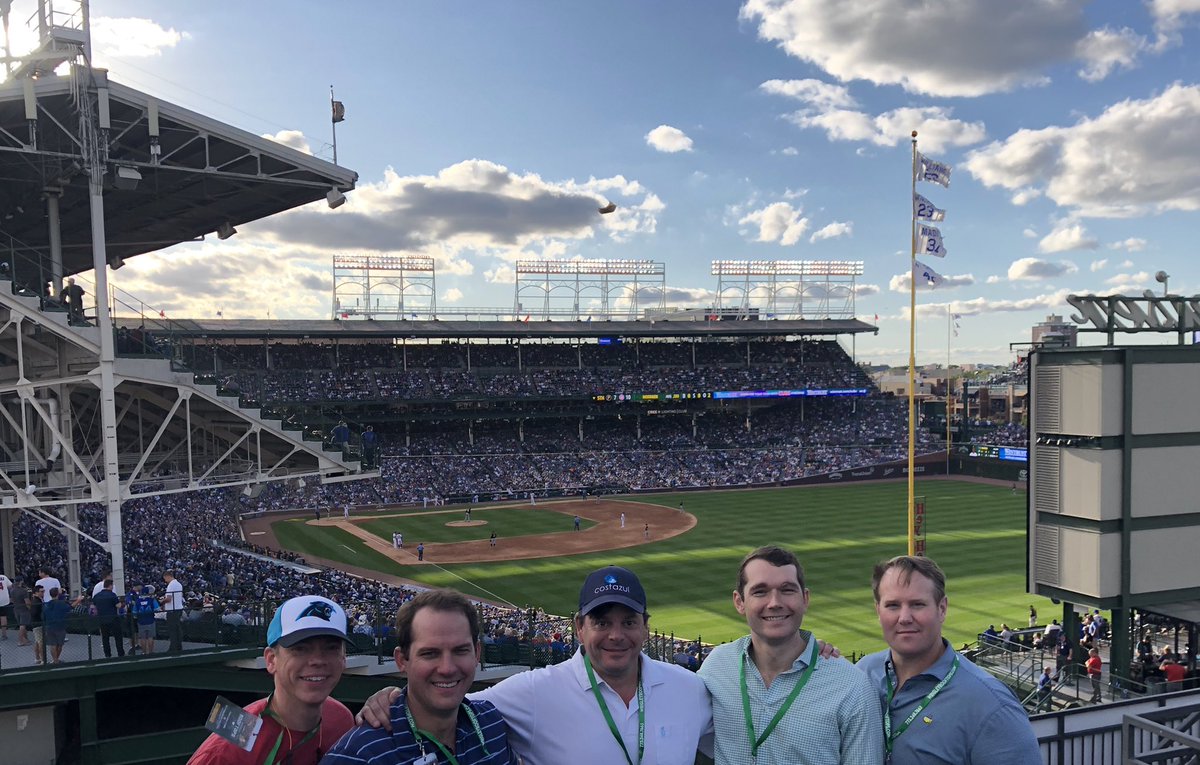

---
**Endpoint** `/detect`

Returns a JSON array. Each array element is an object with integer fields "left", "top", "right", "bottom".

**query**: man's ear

[
  {"left": 394, "top": 646, "right": 407, "bottom": 674},
  {"left": 265, "top": 646, "right": 278, "bottom": 675},
  {"left": 733, "top": 589, "right": 746, "bottom": 616}
]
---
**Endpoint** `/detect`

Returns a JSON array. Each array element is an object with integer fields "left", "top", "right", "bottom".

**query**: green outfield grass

[
  {"left": 354, "top": 506, "right": 596, "bottom": 544},
  {"left": 271, "top": 480, "right": 1048, "bottom": 656}
]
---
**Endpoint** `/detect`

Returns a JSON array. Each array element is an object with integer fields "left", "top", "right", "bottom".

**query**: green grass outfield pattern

[
  {"left": 273, "top": 480, "right": 1050, "bottom": 656},
  {"left": 354, "top": 506, "right": 596, "bottom": 544}
]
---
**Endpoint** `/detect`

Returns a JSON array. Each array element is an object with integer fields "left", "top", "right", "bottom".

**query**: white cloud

[
  {"left": 1104, "top": 271, "right": 1154, "bottom": 293},
  {"left": 738, "top": 202, "right": 809, "bottom": 245},
  {"left": 779, "top": 146, "right": 800, "bottom": 156},
  {"left": 909, "top": 288, "right": 1074, "bottom": 318},
  {"left": 854, "top": 283, "right": 880, "bottom": 296},
  {"left": 742, "top": 0, "right": 1091, "bottom": 97},
  {"left": 1038, "top": 222, "right": 1098, "bottom": 253},
  {"left": 1008, "top": 257, "right": 1078, "bottom": 280},
  {"left": 645, "top": 125, "right": 694, "bottom": 153},
  {"left": 261, "top": 129, "right": 312, "bottom": 155},
  {"left": 484, "top": 265, "right": 516, "bottom": 284},
  {"left": 91, "top": 17, "right": 187, "bottom": 59},
  {"left": 253, "top": 159, "right": 661, "bottom": 267},
  {"left": 1075, "top": 27, "right": 1147, "bottom": 82},
  {"left": 1090, "top": 258, "right": 1108, "bottom": 272},
  {"left": 1120, "top": 259, "right": 1135, "bottom": 268},
  {"left": 966, "top": 84, "right": 1200, "bottom": 217},
  {"left": 441, "top": 287, "right": 464, "bottom": 303},
  {"left": 889, "top": 271, "right": 975, "bottom": 291},
  {"left": 810, "top": 221, "right": 853, "bottom": 242},
  {"left": 1109, "top": 237, "right": 1147, "bottom": 252},
  {"left": 764, "top": 80, "right": 986, "bottom": 153},
  {"left": 1011, "top": 187, "right": 1042, "bottom": 205},
  {"left": 986, "top": 275, "right": 1004, "bottom": 284},
  {"left": 1022, "top": 228, "right": 1038, "bottom": 238}
]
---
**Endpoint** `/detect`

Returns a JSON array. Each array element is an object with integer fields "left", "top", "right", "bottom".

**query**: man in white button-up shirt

[{"left": 356, "top": 567, "right": 714, "bottom": 764}]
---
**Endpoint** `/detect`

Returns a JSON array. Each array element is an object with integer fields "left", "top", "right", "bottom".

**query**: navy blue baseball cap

[{"left": 579, "top": 566, "right": 647, "bottom": 616}]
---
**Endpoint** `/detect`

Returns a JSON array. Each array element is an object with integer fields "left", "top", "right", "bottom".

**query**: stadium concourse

[{"left": 1, "top": 334, "right": 946, "bottom": 668}]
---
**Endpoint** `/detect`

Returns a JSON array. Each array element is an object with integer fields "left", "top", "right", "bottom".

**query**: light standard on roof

[{"left": 1155, "top": 270, "right": 1169, "bottom": 297}]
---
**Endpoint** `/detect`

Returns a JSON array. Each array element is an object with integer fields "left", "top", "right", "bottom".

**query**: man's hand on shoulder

[
  {"left": 816, "top": 639, "right": 841, "bottom": 659},
  {"left": 355, "top": 686, "right": 402, "bottom": 730}
]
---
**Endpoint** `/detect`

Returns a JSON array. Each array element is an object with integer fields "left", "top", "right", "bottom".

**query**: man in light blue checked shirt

[{"left": 698, "top": 546, "right": 883, "bottom": 764}]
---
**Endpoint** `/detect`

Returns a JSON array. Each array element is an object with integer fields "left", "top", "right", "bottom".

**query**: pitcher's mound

[{"left": 446, "top": 520, "right": 488, "bottom": 527}]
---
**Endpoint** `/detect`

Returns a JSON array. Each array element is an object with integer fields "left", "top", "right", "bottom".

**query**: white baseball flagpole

[{"left": 908, "top": 131, "right": 919, "bottom": 556}]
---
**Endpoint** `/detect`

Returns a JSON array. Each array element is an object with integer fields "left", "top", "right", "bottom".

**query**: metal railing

[{"left": 1123, "top": 702, "right": 1200, "bottom": 763}]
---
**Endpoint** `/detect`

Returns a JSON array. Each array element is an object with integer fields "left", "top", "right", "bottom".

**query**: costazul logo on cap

[{"left": 604, "top": 574, "right": 618, "bottom": 585}]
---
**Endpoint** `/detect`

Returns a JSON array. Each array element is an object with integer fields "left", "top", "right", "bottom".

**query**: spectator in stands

[
  {"left": 42, "top": 587, "right": 71, "bottom": 664},
  {"left": 93, "top": 579, "right": 125, "bottom": 659},
  {"left": 132, "top": 585, "right": 159, "bottom": 655},
  {"left": 188, "top": 595, "right": 355, "bottom": 765},
  {"left": 1037, "top": 665, "right": 1055, "bottom": 711},
  {"left": 322, "top": 589, "right": 513, "bottom": 764},
  {"left": 1086, "top": 648, "right": 1104, "bottom": 702},
  {"left": 1162, "top": 657, "right": 1187, "bottom": 690},
  {"left": 858, "top": 555, "right": 1040, "bottom": 764},
  {"left": 162, "top": 571, "right": 185, "bottom": 652}
]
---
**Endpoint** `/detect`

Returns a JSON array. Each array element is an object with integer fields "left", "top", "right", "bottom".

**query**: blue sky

[{"left": 7, "top": 0, "right": 1200, "bottom": 364}]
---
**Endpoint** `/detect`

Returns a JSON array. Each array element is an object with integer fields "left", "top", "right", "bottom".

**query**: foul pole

[{"left": 908, "top": 131, "right": 918, "bottom": 556}]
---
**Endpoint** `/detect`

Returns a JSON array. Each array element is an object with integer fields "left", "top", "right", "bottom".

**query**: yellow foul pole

[{"left": 908, "top": 131, "right": 918, "bottom": 556}]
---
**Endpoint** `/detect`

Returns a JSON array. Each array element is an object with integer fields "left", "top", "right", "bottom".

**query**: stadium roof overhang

[
  {"left": 116, "top": 317, "right": 880, "bottom": 341},
  {"left": 0, "top": 67, "right": 357, "bottom": 276}
]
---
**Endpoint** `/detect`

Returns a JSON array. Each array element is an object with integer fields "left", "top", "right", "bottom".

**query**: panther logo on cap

[
  {"left": 298, "top": 601, "right": 335, "bottom": 622},
  {"left": 604, "top": 574, "right": 618, "bottom": 585}
]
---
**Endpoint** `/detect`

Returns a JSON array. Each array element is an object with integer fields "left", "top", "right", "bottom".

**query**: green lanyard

[
  {"left": 883, "top": 654, "right": 959, "bottom": 754},
  {"left": 259, "top": 695, "right": 323, "bottom": 765},
  {"left": 739, "top": 637, "right": 819, "bottom": 758},
  {"left": 583, "top": 652, "right": 644, "bottom": 765},
  {"left": 402, "top": 693, "right": 490, "bottom": 765}
]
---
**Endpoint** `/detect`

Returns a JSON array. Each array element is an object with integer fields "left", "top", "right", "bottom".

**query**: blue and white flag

[
  {"left": 918, "top": 153, "right": 952, "bottom": 187},
  {"left": 914, "top": 259, "right": 944, "bottom": 288},
  {"left": 919, "top": 225, "right": 947, "bottom": 257},
  {"left": 914, "top": 193, "right": 946, "bottom": 222}
]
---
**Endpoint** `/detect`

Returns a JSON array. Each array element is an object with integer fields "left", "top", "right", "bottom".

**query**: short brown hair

[
  {"left": 872, "top": 555, "right": 946, "bottom": 604},
  {"left": 394, "top": 589, "right": 480, "bottom": 658},
  {"left": 736, "top": 546, "right": 805, "bottom": 595}
]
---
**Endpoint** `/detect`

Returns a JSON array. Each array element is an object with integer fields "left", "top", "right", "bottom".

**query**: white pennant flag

[
  {"left": 914, "top": 259, "right": 944, "bottom": 288},
  {"left": 918, "top": 153, "right": 952, "bottom": 187},
  {"left": 919, "top": 225, "right": 947, "bottom": 257},
  {"left": 914, "top": 193, "right": 946, "bottom": 221}
]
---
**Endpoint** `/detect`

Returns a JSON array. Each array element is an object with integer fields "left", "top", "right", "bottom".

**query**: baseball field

[{"left": 264, "top": 478, "right": 1047, "bottom": 656}]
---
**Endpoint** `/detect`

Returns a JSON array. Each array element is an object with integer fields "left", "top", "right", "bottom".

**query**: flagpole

[
  {"left": 946, "top": 304, "right": 952, "bottom": 473},
  {"left": 908, "top": 131, "right": 918, "bottom": 557},
  {"left": 330, "top": 85, "right": 339, "bottom": 165}
]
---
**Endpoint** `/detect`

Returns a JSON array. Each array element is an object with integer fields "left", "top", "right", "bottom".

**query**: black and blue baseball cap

[{"left": 579, "top": 566, "right": 647, "bottom": 616}]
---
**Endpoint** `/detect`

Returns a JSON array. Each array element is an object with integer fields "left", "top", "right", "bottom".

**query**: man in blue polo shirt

[
  {"left": 857, "top": 555, "right": 1040, "bottom": 765},
  {"left": 322, "top": 588, "right": 512, "bottom": 764}
]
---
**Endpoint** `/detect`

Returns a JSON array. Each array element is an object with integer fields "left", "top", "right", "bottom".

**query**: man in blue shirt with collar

[
  {"left": 323, "top": 589, "right": 513, "bottom": 764},
  {"left": 857, "top": 555, "right": 1040, "bottom": 765},
  {"left": 697, "top": 545, "right": 882, "bottom": 764}
]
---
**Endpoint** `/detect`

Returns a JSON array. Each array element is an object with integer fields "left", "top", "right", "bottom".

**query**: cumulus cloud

[
  {"left": 1022, "top": 228, "right": 1038, "bottom": 238},
  {"left": 810, "top": 221, "right": 853, "bottom": 242},
  {"left": 742, "top": 0, "right": 1091, "bottom": 97},
  {"left": 441, "top": 287, "right": 464, "bottom": 303},
  {"left": 1038, "top": 222, "right": 1098, "bottom": 253},
  {"left": 645, "top": 125, "right": 694, "bottom": 153},
  {"left": 262, "top": 129, "right": 312, "bottom": 155},
  {"left": 1105, "top": 271, "right": 1155, "bottom": 293},
  {"left": 484, "top": 265, "right": 516, "bottom": 284},
  {"left": 966, "top": 84, "right": 1200, "bottom": 217},
  {"left": 762, "top": 80, "right": 986, "bottom": 153},
  {"left": 1075, "top": 27, "right": 1147, "bottom": 82},
  {"left": 986, "top": 275, "right": 1004, "bottom": 284},
  {"left": 253, "top": 159, "right": 661, "bottom": 273},
  {"left": 889, "top": 270, "right": 975, "bottom": 291},
  {"left": 109, "top": 243, "right": 332, "bottom": 319},
  {"left": 1090, "top": 258, "right": 1108, "bottom": 272},
  {"left": 1109, "top": 237, "right": 1147, "bottom": 252},
  {"left": 908, "top": 288, "right": 1074, "bottom": 318},
  {"left": 1008, "top": 257, "right": 1078, "bottom": 280},
  {"left": 1011, "top": 188, "right": 1042, "bottom": 205},
  {"left": 854, "top": 283, "right": 880, "bottom": 296},
  {"left": 778, "top": 146, "right": 800, "bottom": 156},
  {"left": 91, "top": 17, "right": 187, "bottom": 59},
  {"left": 738, "top": 202, "right": 809, "bottom": 245}
]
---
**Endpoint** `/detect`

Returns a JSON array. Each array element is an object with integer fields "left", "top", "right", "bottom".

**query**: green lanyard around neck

[
  {"left": 402, "top": 692, "right": 491, "bottom": 765},
  {"left": 739, "top": 636, "right": 819, "bottom": 758},
  {"left": 883, "top": 654, "right": 959, "bottom": 754},
  {"left": 259, "top": 694, "right": 322, "bottom": 765},
  {"left": 583, "top": 652, "right": 644, "bottom": 765}
]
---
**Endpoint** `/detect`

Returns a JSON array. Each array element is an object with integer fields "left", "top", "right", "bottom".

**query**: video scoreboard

[{"left": 592, "top": 387, "right": 869, "bottom": 403}]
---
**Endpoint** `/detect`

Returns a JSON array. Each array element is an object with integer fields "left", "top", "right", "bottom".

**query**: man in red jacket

[{"left": 189, "top": 596, "right": 355, "bottom": 765}]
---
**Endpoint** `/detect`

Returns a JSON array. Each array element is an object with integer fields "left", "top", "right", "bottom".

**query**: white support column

[
  {"left": 88, "top": 170, "right": 127, "bottom": 595},
  {"left": 46, "top": 190, "right": 64, "bottom": 296}
]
